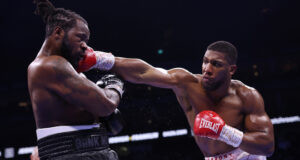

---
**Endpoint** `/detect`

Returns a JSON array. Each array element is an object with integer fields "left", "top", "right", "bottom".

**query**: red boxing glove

[
  {"left": 77, "top": 47, "right": 97, "bottom": 73},
  {"left": 77, "top": 47, "right": 115, "bottom": 73},
  {"left": 194, "top": 110, "right": 243, "bottom": 147},
  {"left": 193, "top": 110, "right": 225, "bottom": 139}
]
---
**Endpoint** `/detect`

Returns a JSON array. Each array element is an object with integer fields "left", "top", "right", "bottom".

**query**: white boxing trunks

[
  {"left": 36, "top": 124, "right": 100, "bottom": 140},
  {"left": 205, "top": 148, "right": 266, "bottom": 160}
]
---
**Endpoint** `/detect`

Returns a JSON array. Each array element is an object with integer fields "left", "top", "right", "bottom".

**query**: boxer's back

[
  {"left": 28, "top": 56, "right": 94, "bottom": 128},
  {"left": 174, "top": 74, "right": 247, "bottom": 156}
]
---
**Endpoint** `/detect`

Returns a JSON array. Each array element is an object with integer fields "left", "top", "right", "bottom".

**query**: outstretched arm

[
  {"left": 112, "top": 57, "right": 199, "bottom": 89},
  {"left": 77, "top": 48, "right": 197, "bottom": 89},
  {"left": 112, "top": 57, "right": 179, "bottom": 89}
]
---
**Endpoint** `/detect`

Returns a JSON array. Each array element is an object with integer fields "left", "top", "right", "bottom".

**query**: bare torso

[
  {"left": 112, "top": 57, "right": 274, "bottom": 157},
  {"left": 28, "top": 56, "right": 94, "bottom": 128},
  {"left": 174, "top": 74, "right": 246, "bottom": 156}
]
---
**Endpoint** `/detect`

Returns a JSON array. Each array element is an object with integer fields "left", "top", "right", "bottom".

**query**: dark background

[{"left": 0, "top": 0, "right": 300, "bottom": 159}]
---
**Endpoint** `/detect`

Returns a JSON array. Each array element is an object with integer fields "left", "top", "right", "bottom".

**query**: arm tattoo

[{"left": 51, "top": 58, "right": 94, "bottom": 103}]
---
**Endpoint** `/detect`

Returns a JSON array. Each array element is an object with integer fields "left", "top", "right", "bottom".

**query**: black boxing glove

[
  {"left": 96, "top": 74, "right": 124, "bottom": 98},
  {"left": 101, "top": 109, "right": 125, "bottom": 136}
]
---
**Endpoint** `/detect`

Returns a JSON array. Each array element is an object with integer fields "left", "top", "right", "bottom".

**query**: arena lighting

[
  {"left": 109, "top": 135, "right": 130, "bottom": 144},
  {"left": 16, "top": 115, "right": 300, "bottom": 155},
  {"left": 4, "top": 147, "right": 14, "bottom": 159},
  {"left": 18, "top": 102, "right": 28, "bottom": 107},
  {"left": 157, "top": 49, "right": 164, "bottom": 54},
  {"left": 18, "top": 146, "right": 36, "bottom": 155},
  {"left": 162, "top": 129, "right": 188, "bottom": 137},
  {"left": 271, "top": 116, "right": 300, "bottom": 125},
  {"left": 130, "top": 132, "right": 159, "bottom": 141}
]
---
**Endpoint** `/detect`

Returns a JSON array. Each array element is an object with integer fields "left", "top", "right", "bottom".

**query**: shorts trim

[{"left": 36, "top": 124, "right": 100, "bottom": 140}]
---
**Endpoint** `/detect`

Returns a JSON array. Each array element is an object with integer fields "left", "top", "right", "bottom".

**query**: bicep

[
  {"left": 245, "top": 112, "right": 273, "bottom": 135},
  {"left": 244, "top": 90, "right": 273, "bottom": 135},
  {"left": 52, "top": 69, "right": 103, "bottom": 107}
]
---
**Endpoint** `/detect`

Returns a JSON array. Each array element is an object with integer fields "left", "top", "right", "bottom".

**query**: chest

[{"left": 187, "top": 86, "right": 244, "bottom": 128}]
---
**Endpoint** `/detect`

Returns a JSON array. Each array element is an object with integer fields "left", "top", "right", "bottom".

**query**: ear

[
  {"left": 229, "top": 65, "right": 237, "bottom": 76},
  {"left": 52, "top": 26, "right": 65, "bottom": 40}
]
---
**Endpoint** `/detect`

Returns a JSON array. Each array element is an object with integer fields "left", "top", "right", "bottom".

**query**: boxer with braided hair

[
  {"left": 33, "top": 0, "right": 87, "bottom": 37},
  {"left": 28, "top": 1, "right": 123, "bottom": 159}
]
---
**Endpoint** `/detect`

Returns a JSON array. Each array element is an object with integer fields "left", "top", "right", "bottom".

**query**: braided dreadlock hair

[{"left": 33, "top": 0, "right": 88, "bottom": 38}]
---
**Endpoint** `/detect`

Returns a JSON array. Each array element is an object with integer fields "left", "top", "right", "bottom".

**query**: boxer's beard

[
  {"left": 201, "top": 78, "right": 223, "bottom": 91},
  {"left": 61, "top": 35, "right": 78, "bottom": 69}
]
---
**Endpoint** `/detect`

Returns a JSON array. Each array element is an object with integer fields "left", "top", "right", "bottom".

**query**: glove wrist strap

[
  {"left": 218, "top": 124, "right": 243, "bottom": 147},
  {"left": 105, "top": 84, "right": 124, "bottom": 98},
  {"left": 92, "top": 51, "right": 115, "bottom": 71}
]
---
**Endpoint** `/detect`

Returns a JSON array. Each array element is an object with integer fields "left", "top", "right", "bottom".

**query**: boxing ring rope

[{"left": 3, "top": 115, "right": 300, "bottom": 158}]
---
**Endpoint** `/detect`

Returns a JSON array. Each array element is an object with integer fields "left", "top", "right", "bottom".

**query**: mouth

[
  {"left": 79, "top": 56, "right": 84, "bottom": 61},
  {"left": 79, "top": 52, "right": 87, "bottom": 60},
  {"left": 202, "top": 75, "right": 213, "bottom": 83}
]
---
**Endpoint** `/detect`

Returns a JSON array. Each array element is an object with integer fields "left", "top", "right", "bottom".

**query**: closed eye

[
  {"left": 211, "top": 61, "right": 223, "bottom": 67},
  {"left": 77, "top": 34, "right": 89, "bottom": 43},
  {"left": 203, "top": 58, "right": 208, "bottom": 64}
]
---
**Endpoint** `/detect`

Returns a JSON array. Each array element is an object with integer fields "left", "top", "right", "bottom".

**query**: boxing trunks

[
  {"left": 205, "top": 148, "right": 266, "bottom": 160},
  {"left": 36, "top": 124, "right": 118, "bottom": 160}
]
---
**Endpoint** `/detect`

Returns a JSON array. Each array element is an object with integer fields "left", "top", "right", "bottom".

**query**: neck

[
  {"left": 37, "top": 37, "right": 61, "bottom": 58},
  {"left": 205, "top": 79, "right": 231, "bottom": 101}
]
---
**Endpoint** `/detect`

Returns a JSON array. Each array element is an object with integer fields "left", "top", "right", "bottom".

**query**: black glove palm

[
  {"left": 96, "top": 74, "right": 124, "bottom": 98},
  {"left": 101, "top": 109, "right": 125, "bottom": 136}
]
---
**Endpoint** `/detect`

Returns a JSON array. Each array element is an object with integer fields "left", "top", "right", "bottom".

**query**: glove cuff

[
  {"left": 218, "top": 124, "right": 243, "bottom": 147},
  {"left": 106, "top": 84, "right": 124, "bottom": 98},
  {"left": 92, "top": 51, "right": 115, "bottom": 71}
]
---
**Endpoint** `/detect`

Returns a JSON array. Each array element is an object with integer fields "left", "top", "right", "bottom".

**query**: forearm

[
  {"left": 218, "top": 125, "right": 274, "bottom": 156},
  {"left": 240, "top": 132, "right": 274, "bottom": 156},
  {"left": 112, "top": 57, "right": 152, "bottom": 83},
  {"left": 47, "top": 56, "right": 119, "bottom": 117},
  {"left": 73, "top": 80, "right": 118, "bottom": 117},
  {"left": 91, "top": 90, "right": 119, "bottom": 117},
  {"left": 102, "top": 88, "right": 120, "bottom": 111},
  {"left": 112, "top": 57, "right": 177, "bottom": 89},
  {"left": 78, "top": 49, "right": 173, "bottom": 87},
  {"left": 219, "top": 124, "right": 274, "bottom": 156},
  {"left": 92, "top": 74, "right": 124, "bottom": 116}
]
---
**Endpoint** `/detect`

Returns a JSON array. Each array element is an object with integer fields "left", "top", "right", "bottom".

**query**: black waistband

[{"left": 37, "top": 126, "right": 109, "bottom": 160}]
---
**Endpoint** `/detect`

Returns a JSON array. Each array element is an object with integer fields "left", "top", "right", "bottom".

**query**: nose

[
  {"left": 203, "top": 63, "right": 213, "bottom": 75},
  {"left": 80, "top": 42, "right": 88, "bottom": 51}
]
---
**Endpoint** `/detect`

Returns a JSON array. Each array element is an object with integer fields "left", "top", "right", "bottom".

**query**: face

[
  {"left": 61, "top": 20, "right": 90, "bottom": 68},
  {"left": 201, "top": 50, "right": 236, "bottom": 91}
]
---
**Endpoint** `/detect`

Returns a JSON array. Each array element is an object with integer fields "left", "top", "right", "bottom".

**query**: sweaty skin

[
  {"left": 110, "top": 50, "right": 274, "bottom": 157},
  {"left": 28, "top": 20, "right": 120, "bottom": 128}
]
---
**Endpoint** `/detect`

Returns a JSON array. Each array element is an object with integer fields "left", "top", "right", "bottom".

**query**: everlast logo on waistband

[
  {"left": 199, "top": 119, "right": 220, "bottom": 134},
  {"left": 75, "top": 135, "right": 101, "bottom": 150}
]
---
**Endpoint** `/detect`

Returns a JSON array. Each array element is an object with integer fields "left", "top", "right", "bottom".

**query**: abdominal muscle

[
  {"left": 34, "top": 99, "right": 95, "bottom": 129},
  {"left": 195, "top": 136, "right": 235, "bottom": 157}
]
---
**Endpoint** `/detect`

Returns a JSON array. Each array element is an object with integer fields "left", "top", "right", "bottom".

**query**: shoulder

[
  {"left": 232, "top": 80, "right": 264, "bottom": 113},
  {"left": 233, "top": 80, "right": 262, "bottom": 101},
  {"left": 30, "top": 55, "right": 73, "bottom": 71},
  {"left": 28, "top": 56, "right": 74, "bottom": 81}
]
